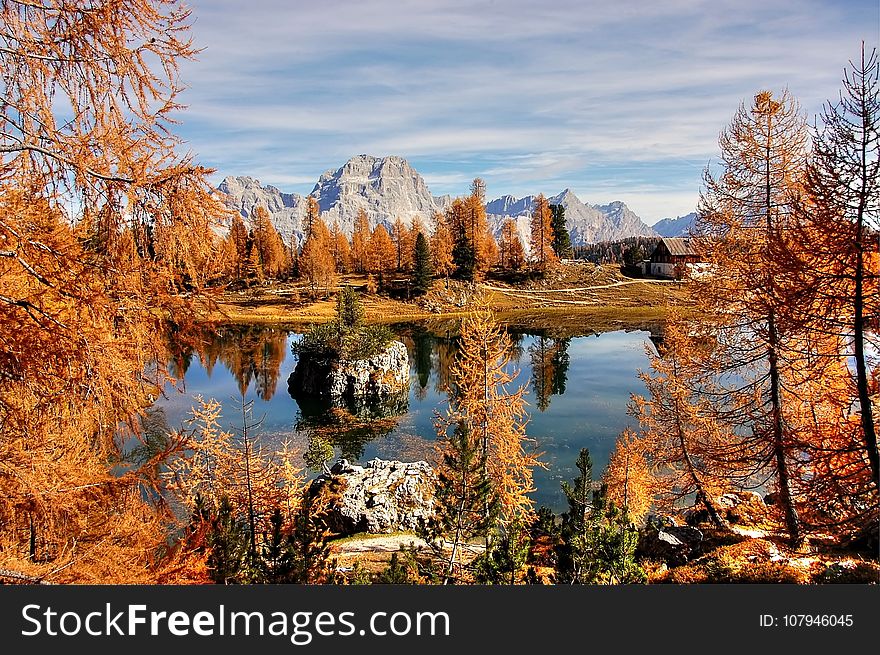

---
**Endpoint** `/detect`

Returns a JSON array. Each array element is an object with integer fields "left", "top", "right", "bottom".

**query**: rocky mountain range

[
  {"left": 651, "top": 212, "right": 697, "bottom": 238},
  {"left": 484, "top": 189, "right": 657, "bottom": 247},
  {"left": 217, "top": 154, "right": 661, "bottom": 247}
]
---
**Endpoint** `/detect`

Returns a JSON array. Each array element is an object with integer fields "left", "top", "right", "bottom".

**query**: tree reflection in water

[{"left": 289, "top": 380, "right": 409, "bottom": 470}]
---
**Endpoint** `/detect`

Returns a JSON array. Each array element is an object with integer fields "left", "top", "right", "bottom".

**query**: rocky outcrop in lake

[
  {"left": 309, "top": 458, "right": 436, "bottom": 536},
  {"left": 289, "top": 340, "right": 409, "bottom": 401}
]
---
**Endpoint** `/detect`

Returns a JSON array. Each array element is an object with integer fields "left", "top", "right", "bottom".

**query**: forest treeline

[
  {"left": 215, "top": 182, "right": 574, "bottom": 297},
  {"left": 0, "top": 1, "right": 877, "bottom": 583},
  {"left": 573, "top": 236, "right": 660, "bottom": 267}
]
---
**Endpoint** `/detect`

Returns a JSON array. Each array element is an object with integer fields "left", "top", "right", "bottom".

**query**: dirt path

[
  {"left": 332, "top": 533, "right": 429, "bottom": 555},
  {"left": 331, "top": 532, "right": 485, "bottom": 557},
  {"left": 482, "top": 278, "right": 678, "bottom": 295}
]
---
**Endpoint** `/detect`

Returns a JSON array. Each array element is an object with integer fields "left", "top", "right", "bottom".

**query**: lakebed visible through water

[{"left": 154, "top": 322, "right": 660, "bottom": 512}]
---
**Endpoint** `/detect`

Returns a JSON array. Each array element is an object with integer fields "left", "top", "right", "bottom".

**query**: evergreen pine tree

[
  {"left": 554, "top": 448, "right": 600, "bottom": 583},
  {"left": 473, "top": 520, "right": 531, "bottom": 585},
  {"left": 550, "top": 204, "right": 573, "bottom": 259},
  {"left": 286, "top": 490, "right": 331, "bottom": 583},
  {"left": 259, "top": 507, "right": 295, "bottom": 582},
  {"left": 452, "top": 234, "right": 475, "bottom": 281},
  {"left": 373, "top": 551, "right": 415, "bottom": 584},
  {"left": 553, "top": 448, "right": 645, "bottom": 584},
  {"left": 418, "top": 422, "right": 496, "bottom": 583},
  {"left": 202, "top": 496, "right": 250, "bottom": 584},
  {"left": 336, "top": 285, "right": 365, "bottom": 329}
]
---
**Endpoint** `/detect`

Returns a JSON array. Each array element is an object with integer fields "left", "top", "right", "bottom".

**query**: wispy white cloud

[{"left": 176, "top": 0, "right": 879, "bottom": 222}]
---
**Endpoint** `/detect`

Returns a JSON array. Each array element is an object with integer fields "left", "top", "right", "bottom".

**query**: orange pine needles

[
  {"left": 444, "top": 309, "right": 542, "bottom": 524},
  {"left": 0, "top": 0, "right": 227, "bottom": 582}
]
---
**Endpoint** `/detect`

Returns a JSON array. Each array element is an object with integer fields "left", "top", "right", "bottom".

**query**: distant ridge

[
  {"left": 218, "top": 155, "right": 658, "bottom": 247},
  {"left": 652, "top": 212, "right": 697, "bottom": 238}
]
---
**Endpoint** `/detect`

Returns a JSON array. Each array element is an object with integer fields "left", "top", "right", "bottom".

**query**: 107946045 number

[{"left": 782, "top": 614, "right": 853, "bottom": 627}]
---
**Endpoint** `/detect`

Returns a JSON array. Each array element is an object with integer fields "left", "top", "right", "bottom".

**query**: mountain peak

[
  {"left": 485, "top": 189, "right": 655, "bottom": 245},
  {"left": 652, "top": 211, "right": 697, "bottom": 238},
  {"left": 218, "top": 156, "right": 658, "bottom": 246},
  {"left": 308, "top": 154, "right": 445, "bottom": 231}
]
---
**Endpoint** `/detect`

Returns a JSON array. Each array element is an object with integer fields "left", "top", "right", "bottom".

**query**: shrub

[{"left": 292, "top": 289, "right": 393, "bottom": 361}]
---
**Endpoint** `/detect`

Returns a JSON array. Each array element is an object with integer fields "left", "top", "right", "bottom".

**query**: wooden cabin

[{"left": 642, "top": 237, "right": 700, "bottom": 278}]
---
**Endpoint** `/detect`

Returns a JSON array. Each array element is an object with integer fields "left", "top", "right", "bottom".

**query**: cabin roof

[{"left": 659, "top": 237, "right": 697, "bottom": 257}]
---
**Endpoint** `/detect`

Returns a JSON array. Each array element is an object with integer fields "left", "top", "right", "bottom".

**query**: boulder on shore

[
  {"left": 639, "top": 525, "right": 704, "bottom": 565},
  {"left": 289, "top": 340, "right": 409, "bottom": 400},
  {"left": 308, "top": 458, "right": 436, "bottom": 536}
]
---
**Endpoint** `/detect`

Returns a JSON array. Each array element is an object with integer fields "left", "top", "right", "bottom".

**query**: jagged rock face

[
  {"left": 289, "top": 340, "right": 409, "bottom": 400},
  {"left": 592, "top": 200, "right": 658, "bottom": 242},
  {"left": 309, "top": 458, "right": 436, "bottom": 535},
  {"left": 652, "top": 212, "right": 697, "bottom": 238},
  {"left": 218, "top": 155, "right": 658, "bottom": 247},
  {"left": 311, "top": 154, "right": 450, "bottom": 234},
  {"left": 217, "top": 175, "right": 306, "bottom": 243},
  {"left": 485, "top": 194, "right": 534, "bottom": 217},
  {"left": 486, "top": 188, "right": 658, "bottom": 249}
]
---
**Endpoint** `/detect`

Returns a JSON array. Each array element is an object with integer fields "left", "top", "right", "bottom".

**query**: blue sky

[{"left": 174, "top": 0, "right": 879, "bottom": 224}]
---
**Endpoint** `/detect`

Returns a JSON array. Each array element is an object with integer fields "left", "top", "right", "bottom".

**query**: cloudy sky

[{"left": 174, "top": 0, "right": 878, "bottom": 223}]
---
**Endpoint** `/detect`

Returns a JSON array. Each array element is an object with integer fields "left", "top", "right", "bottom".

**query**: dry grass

[{"left": 196, "top": 264, "right": 693, "bottom": 331}]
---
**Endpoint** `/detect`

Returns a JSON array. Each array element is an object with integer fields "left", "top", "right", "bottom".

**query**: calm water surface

[{"left": 155, "top": 325, "right": 657, "bottom": 512}]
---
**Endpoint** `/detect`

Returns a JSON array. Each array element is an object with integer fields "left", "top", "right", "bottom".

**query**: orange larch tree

[
  {"left": 602, "top": 428, "right": 654, "bottom": 525},
  {"left": 391, "top": 217, "right": 414, "bottom": 272},
  {"left": 631, "top": 317, "right": 731, "bottom": 528},
  {"left": 431, "top": 210, "right": 455, "bottom": 280},
  {"left": 330, "top": 219, "right": 351, "bottom": 273},
  {"left": 445, "top": 309, "right": 541, "bottom": 527},
  {"left": 0, "top": 0, "right": 227, "bottom": 582},
  {"left": 795, "top": 47, "right": 880, "bottom": 498},
  {"left": 368, "top": 223, "right": 396, "bottom": 279},
  {"left": 530, "top": 193, "right": 557, "bottom": 272},
  {"left": 351, "top": 208, "right": 371, "bottom": 273},
  {"left": 304, "top": 196, "right": 320, "bottom": 241},
  {"left": 694, "top": 89, "right": 810, "bottom": 544},
  {"left": 299, "top": 217, "right": 336, "bottom": 298},
  {"left": 251, "top": 205, "right": 288, "bottom": 279},
  {"left": 499, "top": 218, "right": 526, "bottom": 272}
]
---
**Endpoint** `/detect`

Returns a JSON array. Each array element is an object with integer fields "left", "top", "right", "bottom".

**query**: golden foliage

[
  {"left": 351, "top": 209, "right": 371, "bottom": 273},
  {"left": 445, "top": 309, "right": 542, "bottom": 524},
  {"left": 530, "top": 194, "right": 557, "bottom": 271},
  {"left": 632, "top": 317, "right": 731, "bottom": 526},
  {"left": 446, "top": 180, "right": 496, "bottom": 280},
  {"left": 0, "top": 0, "right": 228, "bottom": 581},
  {"left": 164, "top": 397, "right": 303, "bottom": 534},
  {"left": 251, "top": 206, "right": 289, "bottom": 279},
  {"left": 299, "top": 217, "right": 337, "bottom": 298},
  {"left": 367, "top": 224, "right": 396, "bottom": 276},
  {"left": 430, "top": 210, "right": 455, "bottom": 278},
  {"left": 391, "top": 217, "right": 414, "bottom": 271},
  {"left": 330, "top": 219, "right": 351, "bottom": 273},
  {"left": 602, "top": 428, "right": 654, "bottom": 524},
  {"left": 499, "top": 217, "right": 526, "bottom": 271},
  {"left": 693, "top": 89, "right": 810, "bottom": 543}
]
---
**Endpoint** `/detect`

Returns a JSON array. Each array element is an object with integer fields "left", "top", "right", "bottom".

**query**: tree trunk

[
  {"left": 763, "top": 108, "right": 800, "bottom": 546},
  {"left": 768, "top": 312, "right": 801, "bottom": 545},
  {"left": 675, "top": 404, "right": 727, "bottom": 529},
  {"left": 854, "top": 206, "right": 880, "bottom": 489}
]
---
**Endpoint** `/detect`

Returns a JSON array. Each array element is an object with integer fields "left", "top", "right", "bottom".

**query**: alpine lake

[{"left": 154, "top": 319, "right": 662, "bottom": 513}]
